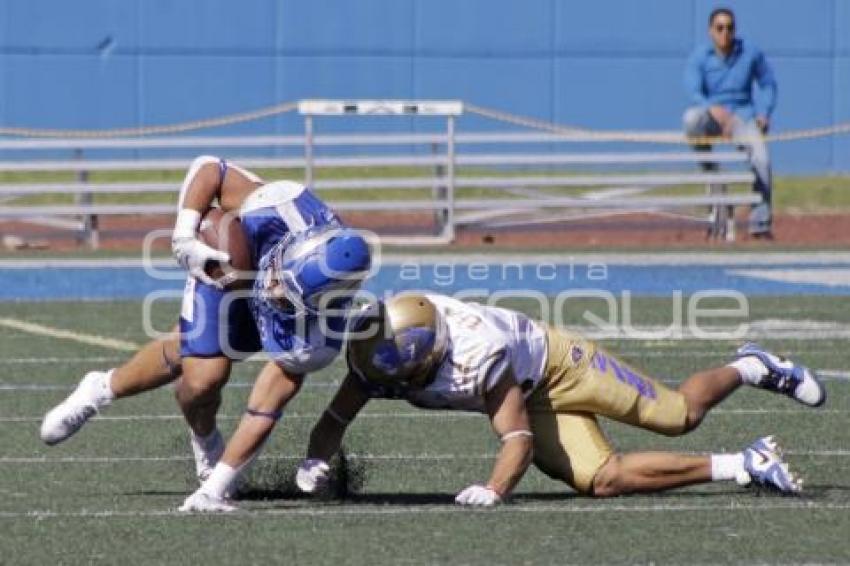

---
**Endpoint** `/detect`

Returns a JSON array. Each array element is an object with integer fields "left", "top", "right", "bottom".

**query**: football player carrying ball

[{"left": 41, "top": 155, "right": 371, "bottom": 512}]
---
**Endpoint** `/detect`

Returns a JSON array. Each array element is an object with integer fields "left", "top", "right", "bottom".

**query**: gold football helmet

[{"left": 347, "top": 293, "right": 449, "bottom": 391}]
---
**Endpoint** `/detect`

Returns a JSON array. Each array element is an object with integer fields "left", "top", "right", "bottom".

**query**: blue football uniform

[{"left": 179, "top": 176, "right": 347, "bottom": 375}]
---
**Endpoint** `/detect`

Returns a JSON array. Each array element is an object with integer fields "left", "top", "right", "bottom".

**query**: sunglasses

[{"left": 713, "top": 23, "right": 735, "bottom": 32}]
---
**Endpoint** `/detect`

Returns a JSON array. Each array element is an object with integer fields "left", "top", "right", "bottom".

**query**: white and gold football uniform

[
  {"left": 390, "top": 295, "right": 689, "bottom": 494},
  {"left": 527, "top": 325, "right": 687, "bottom": 492},
  {"left": 403, "top": 294, "right": 548, "bottom": 412}
]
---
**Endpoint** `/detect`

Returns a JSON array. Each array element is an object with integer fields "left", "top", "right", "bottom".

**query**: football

[{"left": 197, "top": 207, "right": 253, "bottom": 289}]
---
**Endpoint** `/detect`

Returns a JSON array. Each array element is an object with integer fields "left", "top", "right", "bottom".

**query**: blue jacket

[{"left": 684, "top": 38, "right": 777, "bottom": 120}]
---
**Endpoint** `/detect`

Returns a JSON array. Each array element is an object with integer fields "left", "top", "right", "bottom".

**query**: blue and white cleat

[
  {"left": 736, "top": 343, "right": 826, "bottom": 407},
  {"left": 740, "top": 436, "right": 803, "bottom": 493}
]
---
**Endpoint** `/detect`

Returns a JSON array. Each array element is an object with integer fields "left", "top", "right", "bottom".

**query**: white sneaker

[
  {"left": 40, "top": 371, "right": 113, "bottom": 445},
  {"left": 178, "top": 489, "right": 237, "bottom": 513},
  {"left": 189, "top": 429, "right": 225, "bottom": 483}
]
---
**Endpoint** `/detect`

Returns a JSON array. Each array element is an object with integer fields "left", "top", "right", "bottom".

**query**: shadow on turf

[
  {"left": 228, "top": 450, "right": 582, "bottom": 505},
  {"left": 234, "top": 447, "right": 367, "bottom": 502},
  {"left": 124, "top": 490, "right": 190, "bottom": 497},
  {"left": 163, "top": 436, "right": 826, "bottom": 503}
]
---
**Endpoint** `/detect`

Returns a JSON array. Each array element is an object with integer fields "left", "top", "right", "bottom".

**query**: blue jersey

[
  {"left": 250, "top": 245, "right": 347, "bottom": 374},
  {"left": 239, "top": 180, "right": 340, "bottom": 265},
  {"left": 180, "top": 180, "right": 347, "bottom": 375}
]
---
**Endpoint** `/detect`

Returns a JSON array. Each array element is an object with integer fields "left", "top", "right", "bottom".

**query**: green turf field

[{"left": 1, "top": 297, "right": 849, "bottom": 564}]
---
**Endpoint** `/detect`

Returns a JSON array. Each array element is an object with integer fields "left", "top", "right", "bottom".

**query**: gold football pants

[{"left": 526, "top": 326, "right": 689, "bottom": 493}]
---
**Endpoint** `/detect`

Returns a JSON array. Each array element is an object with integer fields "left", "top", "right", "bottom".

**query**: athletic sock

[
  {"left": 191, "top": 428, "right": 222, "bottom": 451},
  {"left": 711, "top": 453, "right": 745, "bottom": 481},
  {"left": 727, "top": 356, "right": 767, "bottom": 385},
  {"left": 201, "top": 462, "right": 239, "bottom": 499},
  {"left": 95, "top": 370, "right": 116, "bottom": 406}
]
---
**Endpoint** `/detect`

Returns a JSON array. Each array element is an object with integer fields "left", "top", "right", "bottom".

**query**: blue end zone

[{"left": 1, "top": 256, "right": 850, "bottom": 300}]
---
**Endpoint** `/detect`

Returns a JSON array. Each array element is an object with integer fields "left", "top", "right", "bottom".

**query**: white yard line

[
  {"left": 0, "top": 259, "right": 176, "bottom": 269},
  {"left": 0, "top": 356, "right": 126, "bottom": 364},
  {"left": 729, "top": 268, "right": 850, "bottom": 288},
  {"left": 0, "top": 407, "right": 846, "bottom": 423},
  {"left": 0, "top": 318, "right": 139, "bottom": 352},
  {"left": 0, "top": 381, "right": 342, "bottom": 391},
  {"left": 2, "top": 348, "right": 846, "bottom": 365},
  {"left": 819, "top": 370, "right": 850, "bottom": 380},
  {"left": 571, "top": 321, "right": 850, "bottom": 341},
  {"left": 1, "top": 449, "right": 848, "bottom": 464},
  {"left": 385, "top": 252, "right": 850, "bottom": 266},
  {"left": 3, "top": 371, "right": 849, "bottom": 392},
  {"left": 0, "top": 501, "right": 849, "bottom": 520},
  {"left": 3, "top": 252, "right": 850, "bottom": 268},
  {"left": 0, "top": 317, "right": 846, "bottom": 366},
  {"left": 0, "top": 351, "right": 740, "bottom": 365},
  {"left": 5, "top": 320, "right": 850, "bottom": 351},
  {"left": 0, "top": 413, "right": 478, "bottom": 422}
]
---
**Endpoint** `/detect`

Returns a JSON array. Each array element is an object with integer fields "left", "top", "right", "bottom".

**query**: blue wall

[{"left": 0, "top": 0, "right": 847, "bottom": 172}]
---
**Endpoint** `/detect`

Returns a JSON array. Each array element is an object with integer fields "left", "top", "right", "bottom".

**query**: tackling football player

[
  {"left": 296, "top": 293, "right": 826, "bottom": 505},
  {"left": 39, "top": 155, "right": 371, "bottom": 512}
]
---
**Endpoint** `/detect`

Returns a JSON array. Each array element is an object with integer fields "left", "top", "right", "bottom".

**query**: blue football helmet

[{"left": 264, "top": 225, "right": 371, "bottom": 316}]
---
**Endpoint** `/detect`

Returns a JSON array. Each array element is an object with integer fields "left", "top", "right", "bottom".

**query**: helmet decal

[
  {"left": 372, "top": 342, "right": 402, "bottom": 376},
  {"left": 369, "top": 327, "right": 436, "bottom": 378},
  {"left": 398, "top": 327, "right": 437, "bottom": 364},
  {"left": 347, "top": 294, "right": 449, "bottom": 391}
]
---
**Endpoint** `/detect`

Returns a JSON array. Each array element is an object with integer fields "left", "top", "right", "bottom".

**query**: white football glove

[
  {"left": 178, "top": 489, "right": 237, "bottom": 513},
  {"left": 172, "top": 209, "right": 230, "bottom": 288},
  {"left": 296, "top": 458, "right": 331, "bottom": 494},
  {"left": 454, "top": 484, "right": 502, "bottom": 507}
]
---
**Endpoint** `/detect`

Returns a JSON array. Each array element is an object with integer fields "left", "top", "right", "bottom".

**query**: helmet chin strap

[{"left": 258, "top": 275, "right": 292, "bottom": 314}]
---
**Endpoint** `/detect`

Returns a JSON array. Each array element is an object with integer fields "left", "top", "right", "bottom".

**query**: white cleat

[
  {"left": 178, "top": 490, "right": 237, "bottom": 513},
  {"left": 741, "top": 435, "right": 804, "bottom": 494},
  {"left": 736, "top": 343, "right": 826, "bottom": 407},
  {"left": 40, "top": 371, "right": 113, "bottom": 445},
  {"left": 190, "top": 429, "right": 225, "bottom": 483}
]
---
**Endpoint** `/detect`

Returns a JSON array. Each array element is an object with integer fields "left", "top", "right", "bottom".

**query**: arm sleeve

[
  {"left": 753, "top": 50, "right": 778, "bottom": 118},
  {"left": 684, "top": 51, "right": 709, "bottom": 107},
  {"left": 176, "top": 155, "right": 224, "bottom": 209}
]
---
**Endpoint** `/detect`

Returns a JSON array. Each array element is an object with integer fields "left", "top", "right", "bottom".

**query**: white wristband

[
  {"left": 500, "top": 430, "right": 533, "bottom": 443},
  {"left": 174, "top": 208, "right": 202, "bottom": 240}
]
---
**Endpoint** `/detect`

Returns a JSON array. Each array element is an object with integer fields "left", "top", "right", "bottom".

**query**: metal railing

[{"left": 0, "top": 130, "right": 757, "bottom": 247}]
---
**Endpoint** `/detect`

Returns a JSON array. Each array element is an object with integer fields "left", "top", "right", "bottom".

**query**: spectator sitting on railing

[{"left": 683, "top": 7, "right": 777, "bottom": 239}]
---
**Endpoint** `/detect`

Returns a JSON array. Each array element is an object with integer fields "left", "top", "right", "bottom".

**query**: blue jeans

[{"left": 683, "top": 107, "right": 772, "bottom": 233}]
